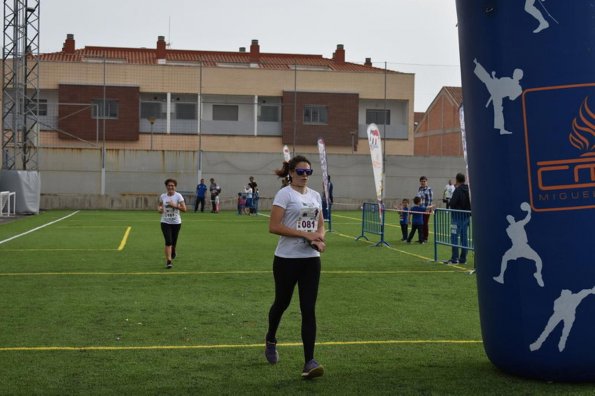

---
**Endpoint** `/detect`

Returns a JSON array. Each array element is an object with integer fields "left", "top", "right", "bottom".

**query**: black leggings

[
  {"left": 266, "top": 255, "right": 321, "bottom": 363},
  {"left": 160, "top": 223, "right": 181, "bottom": 246}
]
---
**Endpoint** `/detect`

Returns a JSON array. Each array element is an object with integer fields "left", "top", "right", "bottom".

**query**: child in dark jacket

[
  {"left": 399, "top": 198, "right": 410, "bottom": 241},
  {"left": 407, "top": 196, "right": 429, "bottom": 243}
]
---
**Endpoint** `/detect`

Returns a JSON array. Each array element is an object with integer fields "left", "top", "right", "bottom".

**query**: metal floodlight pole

[
  {"left": 382, "top": 61, "right": 388, "bottom": 200},
  {"left": 197, "top": 61, "right": 203, "bottom": 183},
  {"left": 101, "top": 55, "right": 106, "bottom": 195},
  {"left": 2, "top": 0, "right": 40, "bottom": 171},
  {"left": 292, "top": 60, "right": 297, "bottom": 157}
]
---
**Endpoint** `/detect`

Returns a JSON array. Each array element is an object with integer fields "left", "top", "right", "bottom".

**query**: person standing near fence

[
  {"left": 194, "top": 178, "right": 207, "bottom": 213},
  {"left": 209, "top": 178, "right": 222, "bottom": 213},
  {"left": 158, "top": 178, "right": 187, "bottom": 269},
  {"left": 416, "top": 176, "right": 433, "bottom": 243},
  {"left": 446, "top": 173, "right": 471, "bottom": 264},
  {"left": 244, "top": 184, "right": 253, "bottom": 215},
  {"left": 265, "top": 155, "right": 326, "bottom": 379},
  {"left": 399, "top": 198, "right": 410, "bottom": 241},
  {"left": 248, "top": 176, "right": 259, "bottom": 214},
  {"left": 443, "top": 180, "right": 455, "bottom": 209},
  {"left": 407, "top": 196, "right": 427, "bottom": 244}
]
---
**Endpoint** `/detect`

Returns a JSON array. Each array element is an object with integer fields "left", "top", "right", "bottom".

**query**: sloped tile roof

[
  {"left": 39, "top": 44, "right": 404, "bottom": 74},
  {"left": 443, "top": 86, "right": 463, "bottom": 107}
]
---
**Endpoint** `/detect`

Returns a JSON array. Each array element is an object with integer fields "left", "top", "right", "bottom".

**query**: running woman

[
  {"left": 158, "top": 178, "right": 186, "bottom": 269},
  {"left": 265, "top": 155, "right": 326, "bottom": 379}
]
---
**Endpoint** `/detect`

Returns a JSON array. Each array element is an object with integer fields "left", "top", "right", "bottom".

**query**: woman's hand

[
  {"left": 303, "top": 231, "right": 324, "bottom": 243},
  {"left": 309, "top": 240, "right": 326, "bottom": 253}
]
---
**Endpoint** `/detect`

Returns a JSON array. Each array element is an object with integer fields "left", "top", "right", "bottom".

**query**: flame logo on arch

[{"left": 569, "top": 97, "right": 595, "bottom": 156}]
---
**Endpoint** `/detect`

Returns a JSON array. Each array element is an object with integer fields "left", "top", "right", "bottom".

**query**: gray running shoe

[
  {"left": 302, "top": 359, "right": 324, "bottom": 379},
  {"left": 265, "top": 340, "right": 279, "bottom": 364}
]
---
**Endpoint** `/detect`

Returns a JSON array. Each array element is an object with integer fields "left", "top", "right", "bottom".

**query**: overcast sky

[{"left": 38, "top": 0, "right": 461, "bottom": 112}]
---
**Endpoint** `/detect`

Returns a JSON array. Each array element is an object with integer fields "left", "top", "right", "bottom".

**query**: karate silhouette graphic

[
  {"left": 525, "top": 0, "right": 549, "bottom": 33},
  {"left": 473, "top": 59, "right": 523, "bottom": 135},
  {"left": 524, "top": 0, "right": 558, "bottom": 33},
  {"left": 493, "top": 202, "right": 544, "bottom": 287},
  {"left": 530, "top": 287, "right": 595, "bottom": 352}
]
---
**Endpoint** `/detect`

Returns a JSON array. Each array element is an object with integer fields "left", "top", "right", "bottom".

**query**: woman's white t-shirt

[
  {"left": 160, "top": 192, "right": 184, "bottom": 224},
  {"left": 273, "top": 186, "right": 322, "bottom": 258}
]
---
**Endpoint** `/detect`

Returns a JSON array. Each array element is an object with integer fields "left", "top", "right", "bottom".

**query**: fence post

[{"left": 356, "top": 202, "right": 389, "bottom": 247}]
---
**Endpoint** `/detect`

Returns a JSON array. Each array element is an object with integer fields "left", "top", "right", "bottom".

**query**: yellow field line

[
  {"left": 263, "top": 212, "right": 445, "bottom": 265},
  {"left": 0, "top": 339, "right": 483, "bottom": 352},
  {"left": 330, "top": 222, "right": 468, "bottom": 273},
  {"left": 117, "top": 226, "right": 132, "bottom": 251},
  {"left": 333, "top": 213, "right": 435, "bottom": 233},
  {"left": 265, "top": 211, "right": 445, "bottom": 263},
  {"left": 333, "top": 230, "right": 433, "bottom": 262},
  {"left": 0, "top": 248, "right": 116, "bottom": 252}
]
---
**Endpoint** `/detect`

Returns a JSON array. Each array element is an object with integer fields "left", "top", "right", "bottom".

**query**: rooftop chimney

[
  {"left": 333, "top": 44, "right": 345, "bottom": 64},
  {"left": 239, "top": 47, "right": 246, "bottom": 53},
  {"left": 62, "top": 33, "right": 75, "bottom": 54},
  {"left": 156, "top": 35, "right": 167, "bottom": 61},
  {"left": 364, "top": 57, "right": 372, "bottom": 67},
  {"left": 250, "top": 39, "right": 260, "bottom": 63}
]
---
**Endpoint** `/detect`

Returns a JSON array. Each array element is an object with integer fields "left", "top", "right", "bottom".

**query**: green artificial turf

[{"left": 0, "top": 210, "right": 592, "bottom": 394}]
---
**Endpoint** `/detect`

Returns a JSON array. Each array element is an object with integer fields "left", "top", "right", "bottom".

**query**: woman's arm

[{"left": 309, "top": 210, "right": 326, "bottom": 252}]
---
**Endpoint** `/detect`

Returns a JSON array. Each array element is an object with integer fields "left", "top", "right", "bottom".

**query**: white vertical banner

[
  {"left": 366, "top": 123, "right": 384, "bottom": 203},
  {"left": 282, "top": 145, "right": 291, "bottom": 162},
  {"left": 317, "top": 137, "right": 330, "bottom": 208},
  {"left": 459, "top": 105, "right": 470, "bottom": 190}
]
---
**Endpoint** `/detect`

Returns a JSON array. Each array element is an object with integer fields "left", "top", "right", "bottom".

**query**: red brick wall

[
  {"left": 442, "top": 132, "right": 462, "bottom": 156},
  {"left": 415, "top": 132, "right": 462, "bottom": 156},
  {"left": 414, "top": 92, "right": 462, "bottom": 157},
  {"left": 427, "top": 96, "right": 444, "bottom": 131},
  {"left": 58, "top": 84, "right": 140, "bottom": 141},
  {"left": 281, "top": 91, "right": 358, "bottom": 147},
  {"left": 414, "top": 135, "right": 429, "bottom": 155},
  {"left": 442, "top": 103, "right": 459, "bottom": 130}
]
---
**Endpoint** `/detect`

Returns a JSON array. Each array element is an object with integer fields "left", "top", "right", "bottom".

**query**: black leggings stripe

[
  {"left": 267, "top": 255, "right": 321, "bottom": 363},
  {"left": 161, "top": 223, "right": 181, "bottom": 246}
]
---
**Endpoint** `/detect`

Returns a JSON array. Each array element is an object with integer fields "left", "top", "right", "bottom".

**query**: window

[
  {"left": 366, "top": 109, "right": 391, "bottom": 125},
  {"left": 303, "top": 105, "right": 328, "bottom": 124},
  {"left": 24, "top": 98, "right": 48, "bottom": 116},
  {"left": 91, "top": 99, "right": 119, "bottom": 119},
  {"left": 140, "top": 102, "right": 161, "bottom": 119},
  {"left": 259, "top": 105, "right": 279, "bottom": 122},
  {"left": 176, "top": 103, "right": 197, "bottom": 120},
  {"left": 213, "top": 105, "right": 238, "bottom": 121}
]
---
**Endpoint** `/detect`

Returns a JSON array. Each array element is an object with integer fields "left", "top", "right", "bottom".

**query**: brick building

[
  {"left": 414, "top": 86, "right": 463, "bottom": 157},
  {"left": 29, "top": 34, "right": 416, "bottom": 156}
]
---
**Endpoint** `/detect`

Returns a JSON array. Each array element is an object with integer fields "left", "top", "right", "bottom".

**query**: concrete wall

[{"left": 36, "top": 148, "right": 466, "bottom": 210}]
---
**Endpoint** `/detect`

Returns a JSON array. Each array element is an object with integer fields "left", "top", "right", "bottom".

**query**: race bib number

[{"left": 296, "top": 208, "right": 318, "bottom": 232}]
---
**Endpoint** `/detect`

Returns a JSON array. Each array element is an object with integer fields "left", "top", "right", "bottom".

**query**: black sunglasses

[{"left": 295, "top": 168, "right": 313, "bottom": 176}]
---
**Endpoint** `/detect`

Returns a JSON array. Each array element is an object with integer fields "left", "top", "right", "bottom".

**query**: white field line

[{"left": 0, "top": 211, "right": 80, "bottom": 246}]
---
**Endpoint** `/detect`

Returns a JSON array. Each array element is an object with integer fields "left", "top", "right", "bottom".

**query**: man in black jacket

[{"left": 446, "top": 173, "right": 471, "bottom": 264}]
